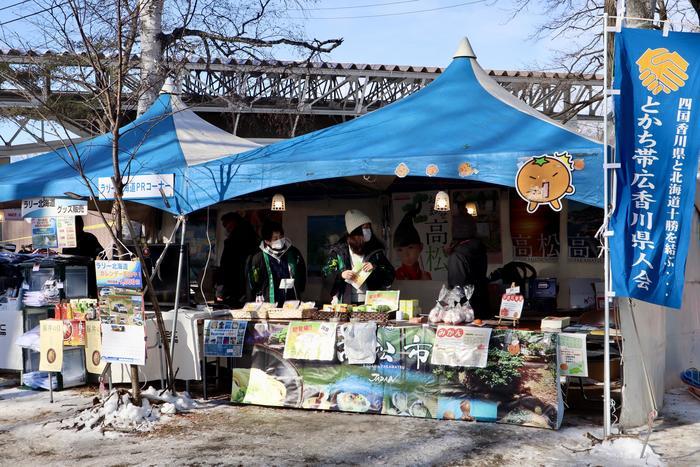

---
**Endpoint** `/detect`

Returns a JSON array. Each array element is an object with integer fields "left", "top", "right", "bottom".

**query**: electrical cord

[
  {"left": 284, "top": 0, "right": 487, "bottom": 20},
  {"left": 199, "top": 206, "right": 212, "bottom": 308}
]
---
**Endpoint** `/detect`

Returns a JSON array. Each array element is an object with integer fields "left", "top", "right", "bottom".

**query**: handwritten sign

[
  {"left": 283, "top": 321, "right": 337, "bottom": 361},
  {"left": 431, "top": 325, "right": 491, "bottom": 368},
  {"left": 499, "top": 294, "right": 525, "bottom": 319}
]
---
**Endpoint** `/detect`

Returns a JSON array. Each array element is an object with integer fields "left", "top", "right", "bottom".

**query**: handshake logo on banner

[{"left": 636, "top": 48, "right": 689, "bottom": 95}]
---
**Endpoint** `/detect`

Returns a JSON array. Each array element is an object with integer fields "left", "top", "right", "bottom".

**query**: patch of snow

[
  {"left": 141, "top": 386, "right": 198, "bottom": 411},
  {"left": 580, "top": 437, "right": 665, "bottom": 466},
  {"left": 61, "top": 386, "right": 197, "bottom": 433}
]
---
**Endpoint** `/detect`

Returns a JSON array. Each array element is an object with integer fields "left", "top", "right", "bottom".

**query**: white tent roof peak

[
  {"left": 453, "top": 37, "right": 476, "bottom": 59},
  {"left": 160, "top": 77, "right": 180, "bottom": 95}
]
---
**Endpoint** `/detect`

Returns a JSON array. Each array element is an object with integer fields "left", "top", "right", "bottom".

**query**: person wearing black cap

[
  {"left": 215, "top": 212, "right": 259, "bottom": 307},
  {"left": 393, "top": 202, "right": 432, "bottom": 280},
  {"left": 245, "top": 221, "right": 306, "bottom": 306},
  {"left": 447, "top": 214, "right": 489, "bottom": 319},
  {"left": 322, "top": 209, "right": 395, "bottom": 304}
]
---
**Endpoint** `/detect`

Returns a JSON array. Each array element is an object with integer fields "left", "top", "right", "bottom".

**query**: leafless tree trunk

[
  {"left": 627, "top": 0, "right": 657, "bottom": 26},
  {"left": 138, "top": 0, "right": 164, "bottom": 115},
  {"left": 136, "top": 0, "right": 343, "bottom": 111}
]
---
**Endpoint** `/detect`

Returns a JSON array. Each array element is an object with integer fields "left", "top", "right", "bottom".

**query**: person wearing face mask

[
  {"left": 322, "top": 209, "right": 395, "bottom": 304},
  {"left": 245, "top": 220, "right": 306, "bottom": 307}
]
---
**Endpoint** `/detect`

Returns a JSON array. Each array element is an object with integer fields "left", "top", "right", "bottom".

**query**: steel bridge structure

[{"left": 0, "top": 51, "right": 603, "bottom": 158}]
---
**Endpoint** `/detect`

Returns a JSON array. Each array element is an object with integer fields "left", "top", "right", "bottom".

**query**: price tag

[
  {"left": 32, "top": 262, "right": 40, "bottom": 272},
  {"left": 56, "top": 282, "right": 64, "bottom": 289},
  {"left": 279, "top": 278, "right": 295, "bottom": 290}
]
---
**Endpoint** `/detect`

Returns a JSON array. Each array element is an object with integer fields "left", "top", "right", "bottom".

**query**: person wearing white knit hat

[{"left": 322, "top": 209, "right": 395, "bottom": 304}]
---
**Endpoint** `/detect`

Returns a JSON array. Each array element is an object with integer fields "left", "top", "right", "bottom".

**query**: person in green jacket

[
  {"left": 322, "top": 209, "right": 395, "bottom": 304},
  {"left": 246, "top": 221, "right": 306, "bottom": 306}
]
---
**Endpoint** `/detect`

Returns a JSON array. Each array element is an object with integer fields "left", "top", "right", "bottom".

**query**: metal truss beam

[{"left": 0, "top": 52, "right": 603, "bottom": 157}]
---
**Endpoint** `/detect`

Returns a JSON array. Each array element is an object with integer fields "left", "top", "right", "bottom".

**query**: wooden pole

[{"left": 111, "top": 177, "right": 176, "bottom": 393}]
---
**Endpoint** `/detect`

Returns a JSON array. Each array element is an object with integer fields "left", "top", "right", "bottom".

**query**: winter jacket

[
  {"left": 447, "top": 238, "right": 490, "bottom": 319},
  {"left": 322, "top": 237, "right": 395, "bottom": 303},
  {"left": 216, "top": 225, "right": 259, "bottom": 307},
  {"left": 246, "top": 245, "right": 306, "bottom": 306}
]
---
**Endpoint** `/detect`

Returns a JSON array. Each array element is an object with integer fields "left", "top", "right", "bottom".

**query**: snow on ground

[
  {"left": 0, "top": 385, "right": 698, "bottom": 466},
  {"left": 60, "top": 387, "right": 198, "bottom": 433}
]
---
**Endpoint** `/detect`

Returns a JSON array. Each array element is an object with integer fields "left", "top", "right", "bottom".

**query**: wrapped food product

[
  {"left": 430, "top": 284, "right": 476, "bottom": 324},
  {"left": 428, "top": 303, "right": 445, "bottom": 324},
  {"left": 442, "top": 307, "right": 465, "bottom": 325}
]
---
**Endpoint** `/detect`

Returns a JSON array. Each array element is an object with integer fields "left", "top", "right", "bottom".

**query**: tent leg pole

[
  {"left": 146, "top": 216, "right": 183, "bottom": 292},
  {"left": 601, "top": 12, "right": 613, "bottom": 439},
  {"left": 168, "top": 216, "right": 187, "bottom": 373}
]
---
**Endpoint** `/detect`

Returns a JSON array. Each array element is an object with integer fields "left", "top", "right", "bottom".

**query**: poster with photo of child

[{"left": 391, "top": 192, "right": 451, "bottom": 281}]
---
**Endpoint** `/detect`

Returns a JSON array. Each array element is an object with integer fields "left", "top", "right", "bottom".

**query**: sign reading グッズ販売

[
  {"left": 611, "top": 28, "right": 700, "bottom": 309},
  {"left": 21, "top": 197, "right": 87, "bottom": 218}
]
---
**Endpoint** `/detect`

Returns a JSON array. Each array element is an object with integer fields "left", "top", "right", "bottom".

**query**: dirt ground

[{"left": 0, "top": 382, "right": 698, "bottom": 466}]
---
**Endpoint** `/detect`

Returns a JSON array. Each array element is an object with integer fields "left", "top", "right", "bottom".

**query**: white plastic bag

[
  {"left": 442, "top": 307, "right": 465, "bottom": 325},
  {"left": 428, "top": 303, "right": 445, "bottom": 324}
]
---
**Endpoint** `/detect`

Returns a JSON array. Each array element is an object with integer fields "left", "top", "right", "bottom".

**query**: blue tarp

[{"left": 0, "top": 48, "right": 605, "bottom": 214}]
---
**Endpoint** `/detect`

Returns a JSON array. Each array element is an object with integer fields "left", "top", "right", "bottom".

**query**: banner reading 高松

[{"left": 611, "top": 28, "right": 700, "bottom": 309}]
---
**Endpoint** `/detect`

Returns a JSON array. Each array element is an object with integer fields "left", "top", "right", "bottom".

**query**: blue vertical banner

[{"left": 611, "top": 28, "right": 700, "bottom": 309}]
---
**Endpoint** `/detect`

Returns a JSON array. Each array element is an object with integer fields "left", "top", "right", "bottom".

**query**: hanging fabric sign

[{"left": 610, "top": 28, "right": 700, "bottom": 309}]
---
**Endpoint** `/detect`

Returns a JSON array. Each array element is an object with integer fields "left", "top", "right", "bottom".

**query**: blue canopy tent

[
  {"left": 0, "top": 38, "right": 604, "bottom": 214},
  {"left": 0, "top": 89, "right": 259, "bottom": 214},
  {"left": 185, "top": 38, "right": 604, "bottom": 210}
]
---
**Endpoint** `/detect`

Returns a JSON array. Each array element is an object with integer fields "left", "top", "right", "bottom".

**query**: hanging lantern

[
  {"left": 434, "top": 191, "right": 450, "bottom": 212},
  {"left": 465, "top": 202, "right": 478, "bottom": 217},
  {"left": 271, "top": 193, "right": 286, "bottom": 211}
]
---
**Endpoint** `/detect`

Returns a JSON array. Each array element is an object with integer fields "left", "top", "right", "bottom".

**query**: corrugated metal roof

[{"left": 0, "top": 49, "right": 602, "bottom": 80}]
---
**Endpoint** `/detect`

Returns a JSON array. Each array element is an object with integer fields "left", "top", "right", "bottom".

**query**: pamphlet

[
  {"left": 39, "top": 319, "right": 64, "bottom": 372},
  {"left": 85, "top": 320, "right": 106, "bottom": 374},
  {"left": 431, "top": 325, "right": 491, "bottom": 368},
  {"left": 345, "top": 262, "right": 372, "bottom": 291},
  {"left": 559, "top": 333, "right": 588, "bottom": 377},
  {"left": 204, "top": 320, "right": 247, "bottom": 357},
  {"left": 31, "top": 217, "right": 58, "bottom": 249},
  {"left": 283, "top": 321, "right": 338, "bottom": 361},
  {"left": 101, "top": 323, "right": 145, "bottom": 365},
  {"left": 100, "top": 293, "right": 145, "bottom": 326}
]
